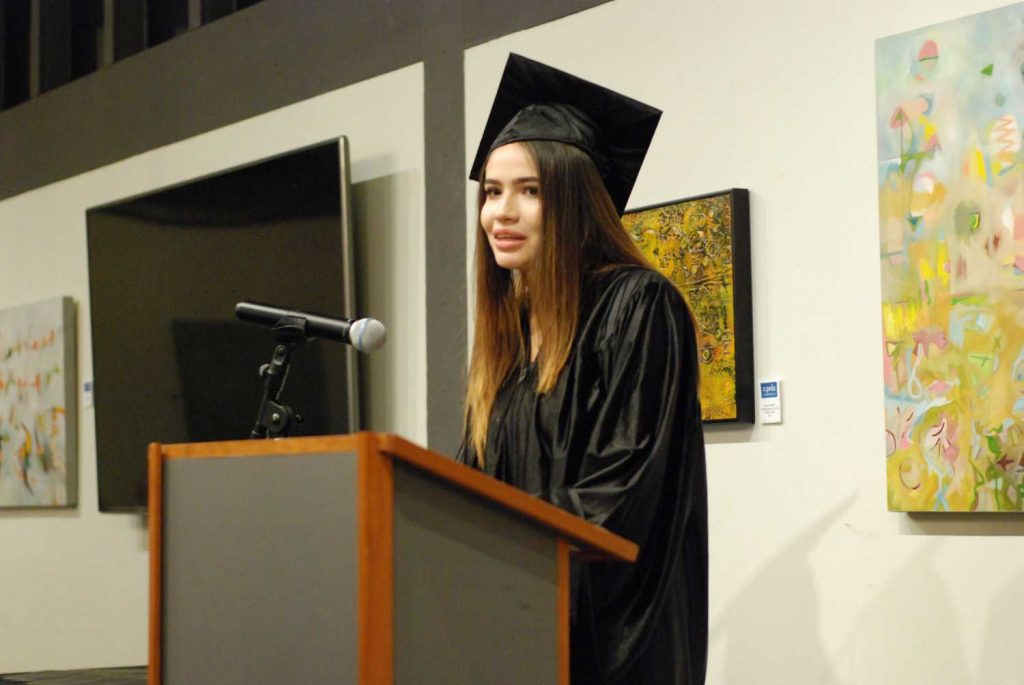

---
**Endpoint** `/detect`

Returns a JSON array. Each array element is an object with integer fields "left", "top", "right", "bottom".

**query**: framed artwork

[
  {"left": 877, "top": 4, "right": 1024, "bottom": 511},
  {"left": 0, "top": 297, "right": 77, "bottom": 508},
  {"left": 623, "top": 188, "right": 753, "bottom": 423}
]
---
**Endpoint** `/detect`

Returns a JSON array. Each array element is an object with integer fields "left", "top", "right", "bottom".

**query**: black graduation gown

[{"left": 458, "top": 267, "right": 708, "bottom": 685}]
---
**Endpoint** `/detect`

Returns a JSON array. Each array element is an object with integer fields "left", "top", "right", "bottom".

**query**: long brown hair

[{"left": 465, "top": 140, "right": 652, "bottom": 462}]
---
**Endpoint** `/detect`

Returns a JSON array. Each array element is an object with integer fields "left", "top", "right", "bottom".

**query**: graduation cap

[{"left": 469, "top": 53, "right": 662, "bottom": 215}]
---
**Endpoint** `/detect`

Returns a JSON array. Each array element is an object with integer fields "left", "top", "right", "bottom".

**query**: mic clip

[{"left": 272, "top": 315, "right": 312, "bottom": 344}]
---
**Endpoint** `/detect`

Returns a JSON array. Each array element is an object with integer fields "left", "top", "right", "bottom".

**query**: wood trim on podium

[
  {"left": 357, "top": 431, "right": 394, "bottom": 684},
  {"left": 159, "top": 433, "right": 361, "bottom": 459},
  {"left": 377, "top": 434, "right": 638, "bottom": 562},
  {"left": 152, "top": 433, "right": 636, "bottom": 559},
  {"left": 147, "top": 444, "right": 163, "bottom": 685},
  {"left": 556, "top": 538, "right": 571, "bottom": 685}
]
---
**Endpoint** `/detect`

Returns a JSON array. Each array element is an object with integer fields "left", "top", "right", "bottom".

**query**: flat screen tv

[{"left": 86, "top": 138, "right": 358, "bottom": 511}]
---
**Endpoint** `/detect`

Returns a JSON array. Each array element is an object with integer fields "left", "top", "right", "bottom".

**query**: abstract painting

[
  {"left": 877, "top": 5, "right": 1024, "bottom": 511},
  {"left": 0, "top": 297, "right": 77, "bottom": 507},
  {"left": 623, "top": 189, "right": 753, "bottom": 423}
]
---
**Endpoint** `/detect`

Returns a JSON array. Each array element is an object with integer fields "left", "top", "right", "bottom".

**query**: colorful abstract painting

[
  {"left": 0, "top": 297, "right": 77, "bottom": 507},
  {"left": 877, "top": 5, "right": 1024, "bottom": 511},
  {"left": 623, "top": 189, "right": 753, "bottom": 423}
]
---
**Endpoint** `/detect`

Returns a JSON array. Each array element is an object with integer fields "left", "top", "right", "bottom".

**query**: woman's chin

[{"left": 495, "top": 257, "right": 532, "bottom": 272}]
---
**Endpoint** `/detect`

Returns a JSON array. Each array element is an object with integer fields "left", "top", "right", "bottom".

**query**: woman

[{"left": 459, "top": 54, "right": 708, "bottom": 685}]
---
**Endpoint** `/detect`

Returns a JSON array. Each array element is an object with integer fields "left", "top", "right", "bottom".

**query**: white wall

[
  {"left": 465, "top": 1, "right": 1024, "bottom": 683},
  {"left": 0, "top": 63, "right": 426, "bottom": 672}
]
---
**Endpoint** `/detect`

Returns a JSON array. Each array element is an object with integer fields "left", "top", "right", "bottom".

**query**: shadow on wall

[
  {"left": 711, "top": 499, "right": 850, "bottom": 685},
  {"left": 899, "top": 512, "right": 1024, "bottom": 680},
  {"left": 712, "top": 501, "right": 982, "bottom": 684},
  {"left": 703, "top": 422, "right": 756, "bottom": 445},
  {"left": 831, "top": 541, "right": 969, "bottom": 683},
  {"left": 977, "top": 569, "right": 1024, "bottom": 684},
  {"left": 351, "top": 168, "right": 421, "bottom": 435},
  {"left": 902, "top": 512, "right": 1024, "bottom": 537}
]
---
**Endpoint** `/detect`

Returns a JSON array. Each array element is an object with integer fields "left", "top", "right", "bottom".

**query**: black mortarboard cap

[{"left": 469, "top": 53, "right": 662, "bottom": 214}]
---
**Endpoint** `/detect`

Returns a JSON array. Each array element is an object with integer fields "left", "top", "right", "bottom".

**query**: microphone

[{"left": 235, "top": 302, "right": 387, "bottom": 352}]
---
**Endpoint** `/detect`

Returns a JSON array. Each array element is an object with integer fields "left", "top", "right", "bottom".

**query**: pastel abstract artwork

[
  {"left": 623, "top": 189, "right": 753, "bottom": 423},
  {"left": 0, "top": 297, "right": 77, "bottom": 508},
  {"left": 876, "top": 5, "right": 1024, "bottom": 511}
]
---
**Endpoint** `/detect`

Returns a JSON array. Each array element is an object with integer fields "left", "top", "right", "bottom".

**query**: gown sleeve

[
  {"left": 550, "top": 273, "right": 703, "bottom": 541},
  {"left": 547, "top": 271, "right": 708, "bottom": 684}
]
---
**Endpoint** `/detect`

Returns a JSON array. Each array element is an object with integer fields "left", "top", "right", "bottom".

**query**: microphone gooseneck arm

[{"left": 249, "top": 316, "right": 307, "bottom": 439}]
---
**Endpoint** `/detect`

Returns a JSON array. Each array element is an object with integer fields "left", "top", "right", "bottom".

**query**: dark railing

[{"left": 1, "top": 0, "right": 263, "bottom": 112}]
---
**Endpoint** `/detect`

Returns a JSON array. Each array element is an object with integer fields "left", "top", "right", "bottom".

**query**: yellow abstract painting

[
  {"left": 623, "top": 190, "right": 753, "bottom": 422},
  {"left": 877, "top": 6, "right": 1024, "bottom": 511}
]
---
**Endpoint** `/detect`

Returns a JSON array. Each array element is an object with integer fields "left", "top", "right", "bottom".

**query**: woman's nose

[{"left": 496, "top": 193, "right": 518, "bottom": 219}]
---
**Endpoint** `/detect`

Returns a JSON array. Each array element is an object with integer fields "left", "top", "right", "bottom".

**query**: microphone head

[{"left": 349, "top": 318, "right": 387, "bottom": 352}]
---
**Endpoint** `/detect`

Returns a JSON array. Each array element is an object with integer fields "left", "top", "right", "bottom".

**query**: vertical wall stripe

[{"left": 422, "top": 0, "right": 468, "bottom": 453}]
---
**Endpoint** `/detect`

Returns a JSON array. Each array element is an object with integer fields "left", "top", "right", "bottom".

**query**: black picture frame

[{"left": 623, "top": 188, "right": 753, "bottom": 423}]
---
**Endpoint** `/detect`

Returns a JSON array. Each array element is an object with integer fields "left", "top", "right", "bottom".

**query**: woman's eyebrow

[{"left": 483, "top": 175, "right": 540, "bottom": 184}]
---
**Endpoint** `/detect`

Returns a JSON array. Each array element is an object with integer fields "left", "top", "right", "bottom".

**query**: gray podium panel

[
  {"left": 162, "top": 451, "right": 358, "bottom": 685},
  {"left": 393, "top": 463, "right": 559, "bottom": 685}
]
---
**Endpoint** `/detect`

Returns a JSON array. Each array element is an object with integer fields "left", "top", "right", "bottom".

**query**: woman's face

[{"left": 480, "top": 142, "right": 543, "bottom": 274}]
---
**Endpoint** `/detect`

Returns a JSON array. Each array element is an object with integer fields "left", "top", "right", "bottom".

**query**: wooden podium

[{"left": 148, "top": 432, "right": 637, "bottom": 685}]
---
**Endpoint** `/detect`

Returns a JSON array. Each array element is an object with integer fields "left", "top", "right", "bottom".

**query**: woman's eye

[
  {"left": 524, "top": 186, "right": 540, "bottom": 196},
  {"left": 485, "top": 187, "right": 501, "bottom": 197}
]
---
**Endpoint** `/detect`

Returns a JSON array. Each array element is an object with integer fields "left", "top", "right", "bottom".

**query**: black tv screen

[{"left": 86, "top": 139, "right": 357, "bottom": 511}]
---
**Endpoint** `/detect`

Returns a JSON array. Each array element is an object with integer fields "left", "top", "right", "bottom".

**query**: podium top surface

[{"left": 154, "top": 432, "right": 638, "bottom": 563}]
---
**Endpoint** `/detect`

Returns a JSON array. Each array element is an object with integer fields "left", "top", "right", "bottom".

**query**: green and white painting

[{"left": 0, "top": 297, "right": 76, "bottom": 508}]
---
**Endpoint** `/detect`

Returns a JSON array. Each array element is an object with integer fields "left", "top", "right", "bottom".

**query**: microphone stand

[{"left": 250, "top": 316, "right": 309, "bottom": 439}]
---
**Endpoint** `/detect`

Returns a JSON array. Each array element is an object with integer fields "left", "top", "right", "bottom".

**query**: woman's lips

[{"left": 492, "top": 230, "right": 526, "bottom": 251}]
